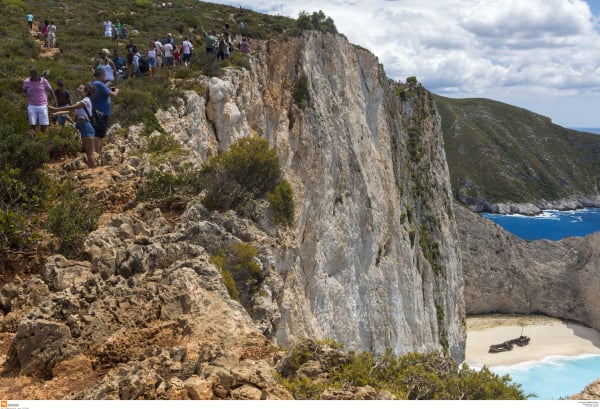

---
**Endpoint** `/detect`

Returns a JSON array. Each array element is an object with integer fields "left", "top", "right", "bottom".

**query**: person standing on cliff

[
  {"left": 27, "top": 12, "right": 33, "bottom": 30},
  {"left": 91, "top": 68, "right": 119, "bottom": 162},
  {"left": 22, "top": 68, "right": 57, "bottom": 133}
]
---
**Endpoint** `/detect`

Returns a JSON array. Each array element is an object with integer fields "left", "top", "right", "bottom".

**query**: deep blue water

[
  {"left": 483, "top": 208, "right": 600, "bottom": 241},
  {"left": 491, "top": 355, "right": 600, "bottom": 400}
]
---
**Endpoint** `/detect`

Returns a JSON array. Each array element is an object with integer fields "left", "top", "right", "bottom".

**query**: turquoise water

[
  {"left": 490, "top": 355, "right": 600, "bottom": 400},
  {"left": 482, "top": 205, "right": 600, "bottom": 399},
  {"left": 483, "top": 208, "right": 600, "bottom": 241}
]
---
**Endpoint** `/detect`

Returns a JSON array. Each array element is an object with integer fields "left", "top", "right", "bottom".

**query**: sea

[
  {"left": 479, "top": 126, "right": 600, "bottom": 401},
  {"left": 490, "top": 355, "right": 600, "bottom": 400}
]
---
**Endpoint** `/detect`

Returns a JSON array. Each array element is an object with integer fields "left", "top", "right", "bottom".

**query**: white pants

[{"left": 27, "top": 105, "right": 49, "bottom": 126}]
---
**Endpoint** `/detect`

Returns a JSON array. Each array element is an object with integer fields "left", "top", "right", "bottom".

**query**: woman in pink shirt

[{"left": 22, "top": 68, "right": 57, "bottom": 132}]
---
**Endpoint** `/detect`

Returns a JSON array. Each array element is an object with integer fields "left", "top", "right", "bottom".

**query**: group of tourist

[
  {"left": 30, "top": 13, "right": 57, "bottom": 49},
  {"left": 23, "top": 11, "right": 252, "bottom": 169},
  {"left": 103, "top": 19, "right": 129, "bottom": 44},
  {"left": 22, "top": 67, "right": 118, "bottom": 168}
]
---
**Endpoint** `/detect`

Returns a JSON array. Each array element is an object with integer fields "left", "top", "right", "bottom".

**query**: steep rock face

[
  {"left": 181, "top": 32, "right": 466, "bottom": 359},
  {"left": 456, "top": 205, "right": 600, "bottom": 330}
]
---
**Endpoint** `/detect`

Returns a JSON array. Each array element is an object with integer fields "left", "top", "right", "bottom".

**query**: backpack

[
  {"left": 83, "top": 103, "right": 104, "bottom": 132},
  {"left": 138, "top": 55, "right": 149, "bottom": 73}
]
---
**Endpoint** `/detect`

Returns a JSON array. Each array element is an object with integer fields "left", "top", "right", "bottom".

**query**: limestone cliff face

[
  {"left": 456, "top": 205, "right": 600, "bottom": 330},
  {"left": 158, "top": 32, "right": 465, "bottom": 359}
]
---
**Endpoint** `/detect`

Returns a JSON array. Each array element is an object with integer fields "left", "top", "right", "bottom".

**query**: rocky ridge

[{"left": 0, "top": 31, "right": 465, "bottom": 398}]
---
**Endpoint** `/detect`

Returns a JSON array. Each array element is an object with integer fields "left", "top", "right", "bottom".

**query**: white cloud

[{"left": 231, "top": 0, "right": 600, "bottom": 126}]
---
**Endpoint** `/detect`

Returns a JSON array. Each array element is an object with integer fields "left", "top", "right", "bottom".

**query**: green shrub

[
  {"left": 296, "top": 10, "right": 338, "bottom": 33},
  {"left": 406, "top": 76, "right": 418, "bottom": 86},
  {"left": 146, "top": 133, "right": 181, "bottom": 155},
  {"left": 278, "top": 347, "right": 528, "bottom": 400},
  {"left": 225, "top": 51, "right": 251, "bottom": 71},
  {"left": 0, "top": 209, "right": 37, "bottom": 264},
  {"left": 210, "top": 242, "right": 262, "bottom": 302},
  {"left": 0, "top": 169, "right": 40, "bottom": 262},
  {"left": 292, "top": 75, "right": 309, "bottom": 109},
  {"left": 46, "top": 186, "right": 102, "bottom": 259},
  {"left": 136, "top": 170, "right": 181, "bottom": 201},
  {"left": 267, "top": 179, "right": 295, "bottom": 226},
  {"left": 201, "top": 136, "right": 281, "bottom": 211},
  {"left": 0, "top": 127, "right": 49, "bottom": 179},
  {"left": 40, "top": 125, "right": 82, "bottom": 160}
]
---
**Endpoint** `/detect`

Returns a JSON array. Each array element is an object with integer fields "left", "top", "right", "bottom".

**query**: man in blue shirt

[{"left": 91, "top": 68, "right": 119, "bottom": 161}]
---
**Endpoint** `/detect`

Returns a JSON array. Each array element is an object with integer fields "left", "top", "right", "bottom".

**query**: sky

[{"left": 224, "top": 0, "right": 600, "bottom": 128}]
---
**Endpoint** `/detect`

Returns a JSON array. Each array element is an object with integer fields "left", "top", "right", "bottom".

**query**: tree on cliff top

[{"left": 297, "top": 10, "right": 338, "bottom": 34}]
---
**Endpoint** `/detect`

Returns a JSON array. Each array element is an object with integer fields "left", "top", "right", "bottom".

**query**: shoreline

[{"left": 464, "top": 315, "right": 600, "bottom": 367}]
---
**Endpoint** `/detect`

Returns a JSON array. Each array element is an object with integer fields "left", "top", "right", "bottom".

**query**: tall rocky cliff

[
  {"left": 156, "top": 31, "right": 465, "bottom": 358},
  {"left": 0, "top": 32, "right": 465, "bottom": 398}
]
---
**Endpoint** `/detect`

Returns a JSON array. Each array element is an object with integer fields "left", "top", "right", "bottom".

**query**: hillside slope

[{"left": 434, "top": 95, "right": 600, "bottom": 213}]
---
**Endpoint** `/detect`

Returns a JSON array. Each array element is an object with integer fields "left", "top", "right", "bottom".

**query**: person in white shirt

[{"left": 182, "top": 38, "right": 193, "bottom": 66}]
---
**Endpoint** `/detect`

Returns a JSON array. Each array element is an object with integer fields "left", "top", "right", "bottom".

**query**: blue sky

[{"left": 225, "top": 0, "right": 600, "bottom": 128}]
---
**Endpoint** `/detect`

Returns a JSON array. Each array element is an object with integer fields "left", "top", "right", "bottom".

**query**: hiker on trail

[
  {"left": 27, "top": 12, "right": 33, "bottom": 30},
  {"left": 93, "top": 48, "right": 118, "bottom": 87},
  {"left": 173, "top": 44, "right": 182, "bottom": 66},
  {"left": 217, "top": 34, "right": 228, "bottom": 60},
  {"left": 112, "top": 50, "right": 126, "bottom": 79},
  {"left": 147, "top": 41, "right": 157, "bottom": 78},
  {"left": 41, "top": 20, "right": 49, "bottom": 39},
  {"left": 91, "top": 68, "right": 119, "bottom": 160},
  {"left": 153, "top": 38, "right": 163, "bottom": 68},
  {"left": 164, "top": 33, "right": 174, "bottom": 46},
  {"left": 54, "top": 79, "right": 71, "bottom": 126},
  {"left": 182, "top": 37, "right": 193, "bottom": 67},
  {"left": 163, "top": 40, "right": 174, "bottom": 69},
  {"left": 126, "top": 40, "right": 137, "bottom": 77},
  {"left": 103, "top": 20, "right": 112, "bottom": 39},
  {"left": 114, "top": 21, "right": 122, "bottom": 43},
  {"left": 22, "top": 68, "right": 57, "bottom": 133},
  {"left": 239, "top": 37, "right": 250, "bottom": 54},
  {"left": 47, "top": 21, "right": 56, "bottom": 48},
  {"left": 120, "top": 24, "right": 128, "bottom": 41},
  {"left": 202, "top": 27, "right": 218, "bottom": 55},
  {"left": 49, "top": 83, "right": 98, "bottom": 168}
]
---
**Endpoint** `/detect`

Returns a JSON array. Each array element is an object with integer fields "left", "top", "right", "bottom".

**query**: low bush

[
  {"left": 267, "top": 179, "right": 295, "bottom": 226},
  {"left": 0, "top": 127, "right": 49, "bottom": 179},
  {"left": 292, "top": 75, "right": 309, "bottom": 109},
  {"left": 45, "top": 186, "right": 103, "bottom": 259},
  {"left": 278, "top": 346, "right": 528, "bottom": 400},
  {"left": 201, "top": 136, "right": 281, "bottom": 211},
  {"left": 41, "top": 125, "right": 82, "bottom": 160},
  {"left": 210, "top": 242, "right": 262, "bottom": 302}
]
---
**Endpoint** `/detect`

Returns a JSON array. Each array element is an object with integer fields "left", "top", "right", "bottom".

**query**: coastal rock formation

[
  {"left": 1, "top": 31, "right": 465, "bottom": 398},
  {"left": 159, "top": 32, "right": 465, "bottom": 358},
  {"left": 456, "top": 204, "right": 600, "bottom": 331}
]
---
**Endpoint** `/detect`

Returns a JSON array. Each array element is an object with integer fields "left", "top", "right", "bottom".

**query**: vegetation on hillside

[
  {"left": 433, "top": 94, "right": 600, "bottom": 205},
  {"left": 277, "top": 339, "right": 529, "bottom": 400}
]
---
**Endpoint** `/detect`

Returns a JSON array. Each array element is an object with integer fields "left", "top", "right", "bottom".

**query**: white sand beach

[{"left": 465, "top": 315, "right": 600, "bottom": 367}]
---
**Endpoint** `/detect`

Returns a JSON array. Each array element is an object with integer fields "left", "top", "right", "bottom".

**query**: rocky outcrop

[{"left": 456, "top": 204, "right": 600, "bottom": 330}]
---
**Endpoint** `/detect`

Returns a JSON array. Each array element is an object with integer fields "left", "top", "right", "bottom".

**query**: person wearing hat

[
  {"left": 164, "top": 33, "right": 174, "bottom": 46},
  {"left": 92, "top": 48, "right": 118, "bottom": 87}
]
